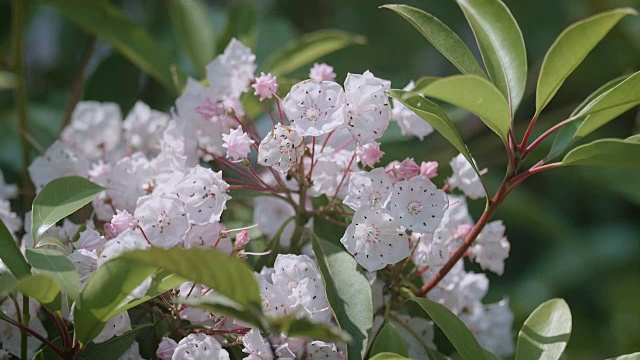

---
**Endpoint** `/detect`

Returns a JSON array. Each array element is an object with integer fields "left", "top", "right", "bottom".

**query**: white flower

[
  {"left": 184, "top": 222, "right": 232, "bottom": 254},
  {"left": 61, "top": 101, "right": 122, "bottom": 160},
  {"left": 448, "top": 153, "right": 485, "bottom": 199},
  {"left": 172, "top": 333, "right": 230, "bottom": 360},
  {"left": 0, "top": 200, "right": 21, "bottom": 234},
  {"left": 340, "top": 208, "right": 410, "bottom": 272},
  {"left": 307, "top": 146, "right": 357, "bottom": 198},
  {"left": 70, "top": 249, "right": 98, "bottom": 286},
  {"left": 305, "top": 341, "right": 344, "bottom": 359},
  {"left": 343, "top": 168, "right": 393, "bottom": 210},
  {"left": 157, "top": 337, "right": 178, "bottom": 360},
  {"left": 93, "top": 311, "right": 131, "bottom": 343},
  {"left": 392, "top": 314, "right": 435, "bottom": 360},
  {"left": 104, "top": 210, "right": 136, "bottom": 240},
  {"left": 392, "top": 81, "right": 434, "bottom": 140},
  {"left": 120, "top": 341, "right": 144, "bottom": 360},
  {"left": 222, "top": 125, "right": 254, "bottom": 160},
  {"left": 460, "top": 300, "right": 514, "bottom": 359},
  {"left": 426, "top": 271, "right": 488, "bottom": 315},
  {"left": 344, "top": 71, "right": 391, "bottom": 143},
  {"left": 28, "top": 140, "right": 90, "bottom": 190},
  {"left": 0, "top": 296, "right": 47, "bottom": 358},
  {"left": 242, "top": 329, "right": 273, "bottom": 360},
  {"left": 282, "top": 80, "right": 347, "bottom": 136},
  {"left": 472, "top": 221, "right": 510, "bottom": 275},
  {"left": 309, "top": 63, "right": 336, "bottom": 82},
  {"left": 252, "top": 72, "right": 279, "bottom": 101},
  {"left": 175, "top": 165, "right": 230, "bottom": 225},
  {"left": 206, "top": 38, "right": 256, "bottom": 99},
  {"left": 98, "top": 229, "right": 150, "bottom": 266},
  {"left": 0, "top": 169, "right": 17, "bottom": 200},
  {"left": 257, "top": 124, "right": 305, "bottom": 173},
  {"left": 76, "top": 226, "right": 106, "bottom": 252},
  {"left": 135, "top": 195, "right": 189, "bottom": 248},
  {"left": 254, "top": 196, "right": 296, "bottom": 247},
  {"left": 123, "top": 101, "right": 170, "bottom": 156},
  {"left": 389, "top": 176, "right": 448, "bottom": 233}
]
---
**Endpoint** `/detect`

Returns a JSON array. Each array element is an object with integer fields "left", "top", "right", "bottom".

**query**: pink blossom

[
  {"left": 386, "top": 161, "right": 402, "bottom": 183},
  {"left": 356, "top": 142, "right": 385, "bottom": 168},
  {"left": 235, "top": 229, "right": 250, "bottom": 248},
  {"left": 104, "top": 210, "right": 136, "bottom": 239},
  {"left": 397, "top": 158, "right": 420, "bottom": 180},
  {"left": 252, "top": 72, "right": 278, "bottom": 101},
  {"left": 195, "top": 98, "right": 224, "bottom": 120},
  {"left": 156, "top": 337, "right": 178, "bottom": 360},
  {"left": 309, "top": 63, "right": 336, "bottom": 82},
  {"left": 455, "top": 224, "right": 473, "bottom": 240},
  {"left": 222, "top": 126, "right": 255, "bottom": 160},
  {"left": 420, "top": 161, "right": 439, "bottom": 178}
]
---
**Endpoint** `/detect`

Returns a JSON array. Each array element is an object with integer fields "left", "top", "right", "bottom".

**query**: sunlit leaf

[
  {"left": 369, "top": 352, "right": 412, "bottom": 360},
  {"left": 36, "top": 237, "right": 70, "bottom": 254},
  {"left": 178, "top": 294, "right": 267, "bottom": 330},
  {"left": 15, "top": 274, "right": 62, "bottom": 315},
  {"left": 606, "top": 352, "right": 640, "bottom": 360},
  {"left": 25, "top": 248, "right": 79, "bottom": 301},
  {"left": 561, "top": 138, "right": 640, "bottom": 170},
  {"left": 269, "top": 314, "right": 351, "bottom": 342},
  {"left": 515, "top": 298, "right": 572, "bottom": 360}
]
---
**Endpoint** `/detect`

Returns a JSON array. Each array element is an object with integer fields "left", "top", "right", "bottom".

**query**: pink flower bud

[
  {"left": 420, "top": 161, "right": 439, "bottom": 178},
  {"left": 356, "top": 142, "right": 384, "bottom": 168},
  {"left": 252, "top": 72, "right": 279, "bottom": 101},
  {"left": 195, "top": 98, "right": 224, "bottom": 120},
  {"left": 455, "top": 224, "right": 473, "bottom": 240},
  {"left": 104, "top": 210, "right": 136, "bottom": 239},
  {"left": 397, "top": 158, "right": 420, "bottom": 180},
  {"left": 235, "top": 230, "right": 250, "bottom": 248},
  {"left": 309, "top": 63, "right": 336, "bottom": 82},
  {"left": 385, "top": 161, "right": 402, "bottom": 183},
  {"left": 156, "top": 337, "right": 178, "bottom": 360}
]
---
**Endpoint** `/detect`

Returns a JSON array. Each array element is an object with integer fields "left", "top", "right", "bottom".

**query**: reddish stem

[
  {"left": 519, "top": 113, "right": 539, "bottom": 153},
  {"left": 0, "top": 316, "right": 67, "bottom": 358},
  {"left": 524, "top": 116, "right": 579, "bottom": 156}
]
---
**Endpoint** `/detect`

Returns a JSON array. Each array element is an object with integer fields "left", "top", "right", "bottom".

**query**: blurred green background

[{"left": 1, "top": 0, "right": 639, "bottom": 358}]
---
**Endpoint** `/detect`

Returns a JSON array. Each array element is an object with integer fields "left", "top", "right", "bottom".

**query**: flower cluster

[{"left": 0, "top": 38, "right": 514, "bottom": 359}]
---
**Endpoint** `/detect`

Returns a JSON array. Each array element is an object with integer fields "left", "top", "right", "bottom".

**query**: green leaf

[
  {"left": 31, "top": 176, "right": 103, "bottom": 241},
  {"left": 409, "top": 298, "right": 489, "bottom": 360},
  {"left": 36, "top": 237, "right": 70, "bottom": 254},
  {"left": 215, "top": 0, "right": 257, "bottom": 53},
  {"left": 0, "top": 271, "right": 18, "bottom": 299},
  {"left": 44, "top": 0, "right": 175, "bottom": 90},
  {"left": 515, "top": 298, "right": 572, "bottom": 360},
  {"left": 606, "top": 352, "right": 640, "bottom": 360},
  {"left": 369, "top": 353, "right": 412, "bottom": 360},
  {"left": 0, "top": 219, "right": 30, "bottom": 279},
  {"left": 370, "top": 322, "right": 408, "bottom": 357},
  {"left": 535, "top": 8, "right": 637, "bottom": 114},
  {"left": 381, "top": 5, "right": 485, "bottom": 77},
  {"left": 574, "top": 70, "right": 640, "bottom": 137},
  {"left": 456, "top": 0, "right": 527, "bottom": 111},
  {"left": 269, "top": 314, "right": 351, "bottom": 342},
  {"left": 178, "top": 294, "right": 267, "bottom": 329},
  {"left": 312, "top": 236, "right": 372, "bottom": 360},
  {"left": 81, "top": 324, "right": 154, "bottom": 360},
  {"left": 15, "top": 274, "right": 62, "bottom": 314},
  {"left": 25, "top": 248, "right": 80, "bottom": 301},
  {"left": 169, "top": 0, "right": 215, "bottom": 76},
  {"left": 548, "top": 74, "right": 629, "bottom": 158},
  {"left": 264, "top": 29, "right": 365, "bottom": 77},
  {"left": 414, "top": 75, "right": 511, "bottom": 141},
  {"left": 386, "top": 89, "right": 488, "bottom": 199},
  {"left": 561, "top": 138, "right": 640, "bottom": 170}
]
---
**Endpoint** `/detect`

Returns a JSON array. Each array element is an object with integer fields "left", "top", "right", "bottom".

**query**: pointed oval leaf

[
  {"left": 264, "top": 29, "right": 366, "bottom": 77},
  {"left": 270, "top": 315, "right": 351, "bottom": 342},
  {"left": 15, "top": 274, "right": 62, "bottom": 315},
  {"left": 36, "top": 237, "right": 71, "bottom": 254},
  {"left": 606, "top": 352, "right": 640, "bottom": 360},
  {"left": 515, "top": 298, "right": 572, "bottom": 360},
  {"left": 169, "top": 0, "right": 215, "bottom": 76},
  {"left": 0, "top": 219, "right": 31, "bottom": 279},
  {"left": 456, "top": 0, "right": 527, "bottom": 111},
  {"left": 31, "top": 176, "right": 103, "bottom": 241},
  {"left": 45, "top": 0, "right": 175, "bottom": 90},
  {"left": 381, "top": 5, "right": 485, "bottom": 77},
  {"left": 311, "top": 236, "right": 372, "bottom": 360},
  {"left": 371, "top": 322, "right": 408, "bottom": 357},
  {"left": 408, "top": 298, "right": 491, "bottom": 360},
  {"left": 416, "top": 75, "right": 511, "bottom": 141},
  {"left": 561, "top": 138, "right": 640, "bottom": 170},
  {"left": 25, "top": 248, "right": 79, "bottom": 301},
  {"left": 536, "top": 8, "right": 637, "bottom": 114},
  {"left": 370, "top": 353, "right": 411, "bottom": 360}
]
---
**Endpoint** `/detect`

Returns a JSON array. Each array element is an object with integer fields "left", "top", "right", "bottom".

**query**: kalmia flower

[
  {"left": 356, "top": 141, "right": 384, "bottom": 168},
  {"left": 257, "top": 124, "right": 305, "bottom": 173},
  {"left": 175, "top": 165, "right": 231, "bottom": 225},
  {"left": 252, "top": 72, "right": 278, "bottom": 101},
  {"left": 344, "top": 71, "right": 391, "bottom": 143},
  {"left": 222, "top": 125, "right": 254, "bottom": 160},
  {"left": 282, "top": 80, "right": 347, "bottom": 137},
  {"left": 389, "top": 175, "right": 448, "bottom": 233},
  {"left": 309, "top": 63, "right": 336, "bottom": 81},
  {"left": 104, "top": 210, "right": 136, "bottom": 240},
  {"left": 448, "top": 153, "right": 485, "bottom": 199}
]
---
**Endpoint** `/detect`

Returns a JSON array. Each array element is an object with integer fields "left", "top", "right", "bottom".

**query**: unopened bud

[{"left": 235, "top": 230, "right": 250, "bottom": 247}]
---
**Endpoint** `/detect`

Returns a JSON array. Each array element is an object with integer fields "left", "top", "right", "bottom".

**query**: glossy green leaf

[
  {"left": 381, "top": 5, "right": 485, "bottom": 77},
  {"left": 169, "top": 0, "right": 215, "bottom": 76},
  {"left": 548, "top": 74, "right": 629, "bottom": 158},
  {"left": 627, "top": 135, "right": 640, "bottom": 143},
  {"left": 36, "top": 237, "right": 70, "bottom": 254},
  {"left": 25, "top": 248, "right": 79, "bottom": 301},
  {"left": 387, "top": 89, "right": 488, "bottom": 198},
  {"left": 31, "top": 176, "right": 103, "bottom": 241},
  {"left": 415, "top": 75, "right": 511, "bottom": 141},
  {"left": 0, "top": 272, "right": 18, "bottom": 299},
  {"left": 561, "top": 138, "right": 640, "bottom": 170},
  {"left": 0, "top": 219, "right": 30, "bottom": 279},
  {"left": 369, "top": 352, "right": 412, "bottom": 360},
  {"left": 16, "top": 274, "right": 62, "bottom": 314},
  {"left": 264, "top": 29, "right": 365, "bottom": 77},
  {"left": 215, "top": 0, "right": 257, "bottom": 53},
  {"left": 178, "top": 294, "right": 267, "bottom": 330},
  {"left": 312, "top": 236, "right": 372, "bottom": 360},
  {"left": 44, "top": 0, "right": 174, "bottom": 90},
  {"left": 81, "top": 324, "right": 154, "bottom": 360},
  {"left": 515, "top": 298, "right": 572, "bottom": 360},
  {"left": 606, "top": 352, "right": 640, "bottom": 360},
  {"left": 574, "top": 70, "right": 640, "bottom": 137},
  {"left": 112, "top": 271, "right": 185, "bottom": 315},
  {"left": 536, "top": 8, "right": 637, "bottom": 114},
  {"left": 370, "top": 322, "right": 408, "bottom": 357},
  {"left": 270, "top": 314, "right": 351, "bottom": 342},
  {"left": 456, "top": 0, "right": 527, "bottom": 111},
  {"left": 409, "top": 298, "right": 489, "bottom": 360}
]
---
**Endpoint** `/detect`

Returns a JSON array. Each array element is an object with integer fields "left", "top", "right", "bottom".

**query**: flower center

[
  {"left": 407, "top": 200, "right": 423, "bottom": 215},
  {"left": 362, "top": 224, "right": 380, "bottom": 244},
  {"left": 278, "top": 136, "right": 295, "bottom": 153},
  {"left": 304, "top": 105, "right": 321, "bottom": 123},
  {"left": 156, "top": 210, "right": 172, "bottom": 233}
]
